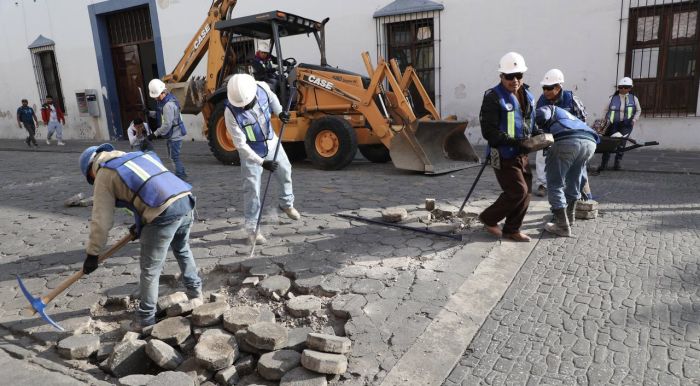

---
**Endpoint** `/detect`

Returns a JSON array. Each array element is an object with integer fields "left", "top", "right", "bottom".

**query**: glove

[
  {"left": 83, "top": 254, "right": 99, "bottom": 274},
  {"left": 278, "top": 111, "right": 290, "bottom": 123},
  {"left": 262, "top": 160, "right": 279, "bottom": 172},
  {"left": 147, "top": 133, "right": 156, "bottom": 141}
]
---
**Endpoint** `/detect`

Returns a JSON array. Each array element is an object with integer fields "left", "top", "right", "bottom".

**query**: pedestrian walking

[
  {"left": 147, "top": 79, "right": 188, "bottom": 180},
  {"left": 535, "top": 69, "right": 592, "bottom": 199},
  {"left": 127, "top": 117, "right": 153, "bottom": 152},
  {"left": 16, "top": 98, "right": 39, "bottom": 147},
  {"left": 41, "top": 95, "right": 65, "bottom": 146},
  {"left": 224, "top": 74, "right": 300, "bottom": 245},
  {"left": 478, "top": 52, "right": 538, "bottom": 242},
  {"left": 596, "top": 77, "right": 641, "bottom": 172},
  {"left": 535, "top": 106, "right": 599, "bottom": 237},
  {"left": 78, "top": 143, "right": 201, "bottom": 330}
]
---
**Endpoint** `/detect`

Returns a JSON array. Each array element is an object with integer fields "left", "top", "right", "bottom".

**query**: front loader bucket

[
  {"left": 168, "top": 77, "right": 206, "bottom": 114},
  {"left": 389, "top": 120, "right": 480, "bottom": 174}
]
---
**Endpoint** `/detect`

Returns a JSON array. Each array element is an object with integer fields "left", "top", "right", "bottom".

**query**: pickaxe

[{"left": 17, "top": 230, "right": 136, "bottom": 331}]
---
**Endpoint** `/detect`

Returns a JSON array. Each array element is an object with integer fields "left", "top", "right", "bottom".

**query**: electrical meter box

[{"left": 76, "top": 89, "right": 100, "bottom": 117}]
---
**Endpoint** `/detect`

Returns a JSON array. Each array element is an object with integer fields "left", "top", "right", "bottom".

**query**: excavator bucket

[
  {"left": 168, "top": 77, "right": 207, "bottom": 114},
  {"left": 389, "top": 120, "right": 480, "bottom": 174}
]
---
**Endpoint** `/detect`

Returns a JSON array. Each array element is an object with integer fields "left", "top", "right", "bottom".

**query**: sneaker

[
  {"left": 247, "top": 232, "right": 267, "bottom": 245},
  {"left": 57, "top": 141, "right": 66, "bottom": 146},
  {"left": 535, "top": 184, "right": 547, "bottom": 197},
  {"left": 280, "top": 206, "right": 300, "bottom": 220},
  {"left": 46, "top": 139, "right": 51, "bottom": 145}
]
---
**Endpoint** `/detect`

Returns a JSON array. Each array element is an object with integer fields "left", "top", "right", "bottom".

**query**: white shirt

[
  {"left": 127, "top": 121, "right": 152, "bottom": 147},
  {"left": 224, "top": 82, "right": 283, "bottom": 165},
  {"left": 49, "top": 105, "right": 58, "bottom": 122}
]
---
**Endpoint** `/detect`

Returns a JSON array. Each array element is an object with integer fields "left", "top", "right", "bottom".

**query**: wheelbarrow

[{"left": 595, "top": 135, "right": 659, "bottom": 154}]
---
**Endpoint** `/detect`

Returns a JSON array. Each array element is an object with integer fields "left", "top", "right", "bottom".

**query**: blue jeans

[
  {"left": 241, "top": 144, "right": 294, "bottom": 234},
  {"left": 167, "top": 139, "right": 187, "bottom": 179},
  {"left": 545, "top": 137, "right": 596, "bottom": 210},
  {"left": 136, "top": 209, "right": 201, "bottom": 325},
  {"left": 47, "top": 121, "right": 63, "bottom": 140}
]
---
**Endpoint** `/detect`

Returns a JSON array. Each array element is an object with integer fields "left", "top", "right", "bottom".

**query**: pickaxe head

[{"left": 16, "top": 275, "right": 65, "bottom": 332}]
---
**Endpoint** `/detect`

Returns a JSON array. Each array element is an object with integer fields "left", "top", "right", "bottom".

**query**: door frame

[{"left": 88, "top": 0, "right": 165, "bottom": 139}]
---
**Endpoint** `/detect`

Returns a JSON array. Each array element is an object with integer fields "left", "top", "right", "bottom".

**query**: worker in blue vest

[
  {"left": 147, "top": 79, "right": 189, "bottom": 180},
  {"left": 535, "top": 106, "right": 599, "bottom": 237},
  {"left": 224, "top": 74, "right": 300, "bottom": 245},
  {"left": 596, "top": 77, "right": 641, "bottom": 172},
  {"left": 79, "top": 144, "right": 202, "bottom": 330},
  {"left": 478, "top": 52, "right": 539, "bottom": 242},
  {"left": 535, "top": 69, "right": 592, "bottom": 200}
]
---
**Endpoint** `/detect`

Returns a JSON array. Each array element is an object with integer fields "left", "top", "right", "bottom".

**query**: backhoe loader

[{"left": 163, "top": 4, "right": 479, "bottom": 174}]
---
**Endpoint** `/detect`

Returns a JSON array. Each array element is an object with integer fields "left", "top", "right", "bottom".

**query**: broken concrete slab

[
  {"left": 301, "top": 349, "right": 348, "bottom": 374},
  {"left": 381, "top": 207, "right": 408, "bottom": 223},
  {"left": 157, "top": 292, "right": 189, "bottom": 312},
  {"left": 330, "top": 294, "right": 366, "bottom": 319},
  {"left": 222, "top": 305, "right": 275, "bottom": 333},
  {"left": 306, "top": 333, "right": 352, "bottom": 354},
  {"left": 107, "top": 339, "right": 153, "bottom": 377},
  {"left": 280, "top": 366, "right": 328, "bottom": 386},
  {"left": 118, "top": 374, "right": 155, "bottom": 386},
  {"left": 146, "top": 339, "right": 184, "bottom": 370},
  {"left": 194, "top": 334, "right": 239, "bottom": 371},
  {"left": 215, "top": 364, "right": 240, "bottom": 386},
  {"left": 56, "top": 334, "right": 100, "bottom": 359},
  {"left": 258, "top": 350, "right": 302, "bottom": 381},
  {"left": 151, "top": 316, "right": 191, "bottom": 346},
  {"left": 145, "top": 371, "right": 196, "bottom": 386},
  {"left": 246, "top": 322, "right": 288, "bottom": 351},
  {"left": 286, "top": 327, "right": 313, "bottom": 352},
  {"left": 286, "top": 295, "right": 322, "bottom": 318},
  {"left": 258, "top": 275, "right": 292, "bottom": 297},
  {"left": 191, "top": 302, "right": 230, "bottom": 326}
]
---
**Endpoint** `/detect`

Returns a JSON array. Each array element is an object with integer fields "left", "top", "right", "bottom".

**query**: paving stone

[
  {"left": 237, "top": 373, "right": 278, "bottom": 386},
  {"left": 157, "top": 292, "right": 189, "bottom": 312},
  {"left": 350, "top": 278, "right": 384, "bottom": 294},
  {"left": 118, "top": 374, "right": 155, "bottom": 386},
  {"left": 146, "top": 339, "right": 184, "bottom": 370},
  {"left": 215, "top": 364, "right": 240, "bottom": 386},
  {"left": 151, "top": 316, "right": 191, "bottom": 346},
  {"left": 235, "top": 354, "right": 257, "bottom": 376},
  {"left": 249, "top": 264, "right": 282, "bottom": 278},
  {"left": 280, "top": 366, "right": 328, "bottom": 386},
  {"left": 286, "top": 295, "right": 322, "bottom": 317},
  {"left": 424, "top": 198, "right": 436, "bottom": 211},
  {"left": 107, "top": 339, "right": 152, "bottom": 377},
  {"left": 257, "top": 350, "right": 302, "bottom": 381},
  {"left": 210, "top": 292, "right": 227, "bottom": 302},
  {"left": 236, "top": 329, "right": 265, "bottom": 355},
  {"left": 97, "top": 342, "right": 116, "bottom": 362},
  {"left": 56, "top": 334, "right": 100, "bottom": 359},
  {"left": 300, "top": 349, "right": 348, "bottom": 374},
  {"left": 336, "top": 265, "right": 369, "bottom": 279},
  {"left": 365, "top": 266, "right": 398, "bottom": 281},
  {"left": 259, "top": 275, "right": 292, "bottom": 297},
  {"left": 201, "top": 328, "right": 234, "bottom": 338},
  {"left": 330, "top": 294, "right": 367, "bottom": 318},
  {"left": 242, "top": 277, "right": 260, "bottom": 286},
  {"left": 166, "top": 300, "right": 197, "bottom": 317},
  {"left": 576, "top": 200, "right": 598, "bottom": 211},
  {"left": 192, "top": 301, "right": 230, "bottom": 326},
  {"left": 306, "top": 333, "right": 352, "bottom": 354},
  {"left": 194, "top": 334, "right": 239, "bottom": 371},
  {"left": 286, "top": 327, "right": 313, "bottom": 352},
  {"left": 176, "top": 357, "right": 214, "bottom": 384},
  {"left": 223, "top": 305, "right": 276, "bottom": 333},
  {"left": 575, "top": 209, "right": 598, "bottom": 219},
  {"left": 381, "top": 207, "right": 408, "bottom": 223},
  {"left": 145, "top": 371, "right": 196, "bottom": 386},
  {"left": 246, "top": 322, "right": 289, "bottom": 351},
  {"left": 122, "top": 331, "right": 140, "bottom": 342}
]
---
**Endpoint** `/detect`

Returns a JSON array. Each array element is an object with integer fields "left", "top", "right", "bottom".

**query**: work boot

[
  {"left": 566, "top": 201, "right": 577, "bottom": 225},
  {"left": 545, "top": 208, "right": 571, "bottom": 237},
  {"left": 247, "top": 232, "right": 267, "bottom": 245},
  {"left": 280, "top": 206, "right": 300, "bottom": 220},
  {"left": 535, "top": 184, "right": 546, "bottom": 197}
]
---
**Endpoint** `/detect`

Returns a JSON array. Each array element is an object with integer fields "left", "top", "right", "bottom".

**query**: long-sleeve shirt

[
  {"left": 480, "top": 85, "right": 537, "bottom": 148},
  {"left": 153, "top": 95, "right": 185, "bottom": 141},
  {"left": 224, "top": 82, "right": 283, "bottom": 165},
  {"left": 127, "top": 121, "right": 152, "bottom": 147},
  {"left": 602, "top": 93, "right": 642, "bottom": 122}
]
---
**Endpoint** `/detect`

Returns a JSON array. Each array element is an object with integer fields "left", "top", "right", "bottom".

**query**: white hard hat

[
  {"left": 618, "top": 77, "right": 633, "bottom": 87},
  {"left": 498, "top": 52, "right": 528, "bottom": 74},
  {"left": 540, "top": 69, "right": 565, "bottom": 86},
  {"left": 227, "top": 74, "right": 258, "bottom": 107},
  {"left": 257, "top": 40, "right": 270, "bottom": 53},
  {"left": 148, "top": 79, "right": 166, "bottom": 98}
]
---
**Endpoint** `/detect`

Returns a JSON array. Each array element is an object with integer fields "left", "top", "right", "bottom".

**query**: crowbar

[{"left": 334, "top": 213, "right": 463, "bottom": 241}]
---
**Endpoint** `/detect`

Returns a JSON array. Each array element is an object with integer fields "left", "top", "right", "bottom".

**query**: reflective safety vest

[
  {"left": 156, "top": 93, "right": 187, "bottom": 138},
  {"left": 541, "top": 106, "right": 599, "bottom": 143},
  {"left": 225, "top": 85, "right": 272, "bottom": 158},
  {"left": 608, "top": 93, "right": 636, "bottom": 124},
  {"left": 536, "top": 90, "right": 576, "bottom": 114},
  {"left": 492, "top": 83, "right": 535, "bottom": 159},
  {"left": 100, "top": 152, "right": 192, "bottom": 225}
]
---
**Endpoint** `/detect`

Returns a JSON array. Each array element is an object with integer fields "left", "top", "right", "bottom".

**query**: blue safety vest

[
  {"left": 536, "top": 90, "right": 577, "bottom": 114},
  {"left": 225, "top": 85, "right": 272, "bottom": 158},
  {"left": 100, "top": 152, "right": 192, "bottom": 227},
  {"left": 17, "top": 106, "right": 35, "bottom": 124},
  {"left": 608, "top": 93, "right": 636, "bottom": 124},
  {"left": 492, "top": 83, "right": 535, "bottom": 159},
  {"left": 155, "top": 93, "right": 187, "bottom": 138},
  {"left": 540, "top": 106, "right": 599, "bottom": 143}
]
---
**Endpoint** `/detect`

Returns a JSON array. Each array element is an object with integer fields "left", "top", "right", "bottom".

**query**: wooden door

[{"left": 112, "top": 44, "right": 145, "bottom": 130}]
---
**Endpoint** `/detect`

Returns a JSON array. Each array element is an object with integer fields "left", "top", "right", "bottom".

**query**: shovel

[{"left": 17, "top": 230, "right": 136, "bottom": 331}]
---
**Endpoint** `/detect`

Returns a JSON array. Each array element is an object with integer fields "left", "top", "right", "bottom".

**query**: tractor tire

[
  {"left": 207, "top": 101, "right": 240, "bottom": 165},
  {"left": 282, "top": 141, "right": 307, "bottom": 162},
  {"left": 358, "top": 144, "right": 391, "bottom": 163},
  {"left": 304, "top": 116, "right": 357, "bottom": 170}
]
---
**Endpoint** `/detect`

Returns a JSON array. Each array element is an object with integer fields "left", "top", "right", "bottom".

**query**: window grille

[{"left": 29, "top": 42, "right": 66, "bottom": 112}]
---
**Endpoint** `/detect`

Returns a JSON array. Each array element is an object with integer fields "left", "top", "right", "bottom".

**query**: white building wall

[{"left": 0, "top": 0, "right": 697, "bottom": 149}]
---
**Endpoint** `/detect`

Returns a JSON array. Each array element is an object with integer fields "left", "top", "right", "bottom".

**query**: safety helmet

[
  {"left": 618, "top": 77, "right": 633, "bottom": 87},
  {"left": 79, "top": 143, "right": 114, "bottom": 185},
  {"left": 540, "top": 69, "right": 565, "bottom": 86},
  {"left": 257, "top": 40, "right": 270, "bottom": 53},
  {"left": 148, "top": 79, "right": 167, "bottom": 98},
  {"left": 227, "top": 74, "right": 258, "bottom": 107},
  {"left": 498, "top": 52, "right": 528, "bottom": 74}
]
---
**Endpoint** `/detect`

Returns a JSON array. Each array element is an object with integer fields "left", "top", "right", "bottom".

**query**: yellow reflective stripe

[
  {"left": 609, "top": 111, "right": 615, "bottom": 123},
  {"left": 244, "top": 125, "right": 256, "bottom": 141},
  {"left": 626, "top": 107, "right": 633, "bottom": 119},
  {"left": 141, "top": 154, "right": 168, "bottom": 172},
  {"left": 507, "top": 111, "right": 515, "bottom": 138},
  {"left": 124, "top": 161, "right": 150, "bottom": 181}
]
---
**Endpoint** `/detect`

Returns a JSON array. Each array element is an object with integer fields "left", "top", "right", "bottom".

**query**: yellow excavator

[{"left": 164, "top": 1, "right": 479, "bottom": 174}]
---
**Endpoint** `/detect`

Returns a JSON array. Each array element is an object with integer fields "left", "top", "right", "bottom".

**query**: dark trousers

[
  {"left": 601, "top": 121, "right": 634, "bottom": 165},
  {"left": 480, "top": 154, "right": 532, "bottom": 234},
  {"left": 22, "top": 122, "right": 37, "bottom": 146}
]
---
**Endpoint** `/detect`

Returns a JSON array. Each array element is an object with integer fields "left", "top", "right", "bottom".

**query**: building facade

[{"left": 0, "top": 0, "right": 698, "bottom": 149}]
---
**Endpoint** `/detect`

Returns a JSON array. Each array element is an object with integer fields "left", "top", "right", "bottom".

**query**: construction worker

[
  {"left": 596, "top": 76, "right": 641, "bottom": 172},
  {"left": 147, "top": 79, "right": 188, "bottom": 180},
  {"left": 17, "top": 98, "right": 39, "bottom": 147},
  {"left": 127, "top": 117, "right": 153, "bottom": 151},
  {"left": 535, "top": 106, "right": 598, "bottom": 236},
  {"left": 41, "top": 95, "right": 66, "bottom": 146},
  {"left": 79, "top": 143, "right": 201, "bottom": 330},
  {"left": 535, "top": 69, "right": 590, "bottom": 198},
  {"left": 478, "top": 52, "right": 538, "bottom": 242},
  {"left": 224, "top": 74, "right": 300, "bottom": 245},
  {"left": 251, "top": 40, "right": 277, "bottom": 83}
]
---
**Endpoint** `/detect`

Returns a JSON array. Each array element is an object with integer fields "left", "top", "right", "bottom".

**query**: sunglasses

[
  {"left": 618, "top": 86, "right": 631, "bottom": 90},
  {"left": 542, "top": 85, "right": 557, "bottom": 91},
  {"left": 502, "top": 72, "right": 524, "bottom": 80}
]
